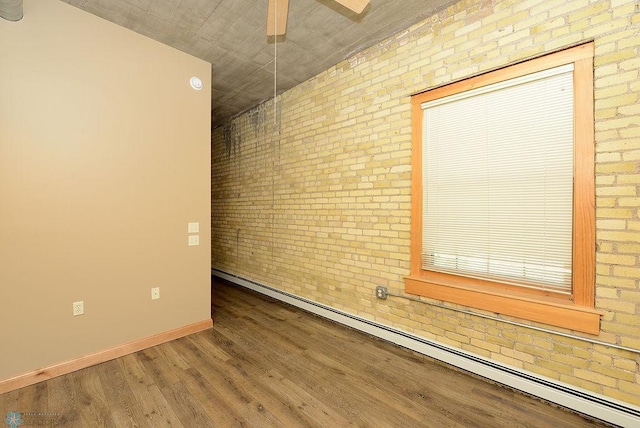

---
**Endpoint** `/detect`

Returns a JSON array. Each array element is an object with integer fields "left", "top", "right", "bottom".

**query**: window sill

[{"left": 404, "top": 275, "right": 601, "bottom": 335}]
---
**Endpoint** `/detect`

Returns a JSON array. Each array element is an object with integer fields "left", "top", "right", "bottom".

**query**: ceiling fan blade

[
  {"left": 267, "top": 0, "right": 289, "bottom": 36},
  {"left": 334, "top": 0, "right": 370, "bottom": 14}
]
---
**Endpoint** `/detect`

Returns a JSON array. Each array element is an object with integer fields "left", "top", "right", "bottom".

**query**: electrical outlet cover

[{"left": 375, "top": 286, "right": 388, "bottom": 300}]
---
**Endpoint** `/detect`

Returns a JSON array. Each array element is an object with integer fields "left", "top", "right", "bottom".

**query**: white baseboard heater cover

[{"left": 213, "top": 269, "right": 640, "bottom": 428}]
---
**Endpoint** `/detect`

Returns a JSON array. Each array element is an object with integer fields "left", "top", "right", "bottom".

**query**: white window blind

[{"left": 421, "top": 64, "right": 575, "bottom": 293}]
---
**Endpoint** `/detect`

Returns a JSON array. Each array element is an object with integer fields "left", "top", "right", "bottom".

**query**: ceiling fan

[{"left": 267, "top": 0, "right": 370, "bottom": 36}]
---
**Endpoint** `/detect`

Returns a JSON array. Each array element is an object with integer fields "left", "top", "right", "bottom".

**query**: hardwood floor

[{"left": 0, "top": 277, "right": 611, "bottom": 427}]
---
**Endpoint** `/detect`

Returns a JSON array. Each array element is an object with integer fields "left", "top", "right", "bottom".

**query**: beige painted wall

[
  {"left": 212, "top": 0, "right": 640, "bottom": 407},
  {"left": 0, "top": 0, "right": 211, "bottom": 380}
]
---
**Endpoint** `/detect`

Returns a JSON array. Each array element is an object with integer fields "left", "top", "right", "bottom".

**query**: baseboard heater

[{"left": 213, "top": 269, "right": 640, "bottom": 427}]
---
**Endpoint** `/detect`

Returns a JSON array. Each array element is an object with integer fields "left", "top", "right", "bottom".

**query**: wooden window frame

[{"left": 405, "top": 43, "right": 601, "bottom": 335}]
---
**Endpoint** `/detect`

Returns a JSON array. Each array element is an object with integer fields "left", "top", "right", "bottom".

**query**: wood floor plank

[
  {"left": 135, "top": 347, "right": 182, "bottom": 391},
  {"left": 162, "top": 336, "right": 251, "bottom": 427},
  {"left": 134, "top": 347, "right": 217, "bottom": 427},
  {"left": 0, "top": 389, "right": 19, "bottom": 414},
  {"left": 46, "top": 373, "right": 82, "bottom": 427},
  {"left": 176, "top": 339, "right": 287, "bottom": 427},
  {"left": 94, "top": 359, "right": 150, "bottom": 427},
  {"left": 0, "top": 277, "right": 612, "bottom": 427},
  {"left": 73, "top": 366, "right": 118, "bottom": 428},
  {"left": 179, "top": 366, "right": 247, "bottom": 428},
  {"left": 16, "top": 380, "right": 48, "bottom": 418},
  {"left": 257, "top": 368, "right": 355, "bottom": 427},
  {"left": 157, "top": 380, "right": 217, "bottom": 428},
  {"left": 119, "top": 353, "right": 184, "bottom": 427}
]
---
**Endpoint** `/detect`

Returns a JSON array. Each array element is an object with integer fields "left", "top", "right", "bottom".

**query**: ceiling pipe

[{"left": 0, "top": 0, "right": 23, "bottom": 21}]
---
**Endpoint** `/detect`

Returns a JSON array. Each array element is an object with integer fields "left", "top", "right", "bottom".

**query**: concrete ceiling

[{"left": 62, "top": 0, "right": 455, "bottom": 126}]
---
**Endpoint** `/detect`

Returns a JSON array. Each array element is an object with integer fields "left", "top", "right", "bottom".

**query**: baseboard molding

[
  {"left": 213, "top": 269, "right": 640, "bottom": 428},
  {"left": 0, "top": 319, "right": 213, "bottom": 395}
]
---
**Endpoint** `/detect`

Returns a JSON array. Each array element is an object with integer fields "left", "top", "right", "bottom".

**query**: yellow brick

[
  {"left": 613, "top": 265, "right": 640, "bottom": 277},
  {"left": 598, "top": 300, "right": 637, "bottom": 313},
  {"left": 590, "top": 12, "right": 612, "bottom": 26},
  {"left": 597, "top": 139, "right": 640, "bottom": 152},
  {"left": 617, "top": 243, "right": 640, "bottom": 253},
  {"left": 596, "top": 152, "right": 622, "bottom": 163},
  {"left": 613, "top": 358, "right": 637, "bottom": 372},
  {"left": 569, "top": 1, "right": 610, "bottom": 21},
  {"left": 500, "top": 348, "right": 535, "bottom": 363},
  {"left": 532, "top": 16, "right": 565, "bottom": 34},
  {"left": 617, "top": 175, "right": 640, "bottom": 185},
  {"left": 595, "top": 264, "right": 611, "bottom": 275},
  {"left": 596, "top": 275, "right": 637, "bottom": 289},
  {"left": 590, "top": 352, "right": 612, "bottom": 366},
  {"left": 598, "top": 231, "right": 640, "bottom": 242},
  {"left": 595, "top": 162, "right": 638, "bottom": 173},
  {"left": 549, "top": 353, "right": 590, "bottom": 369},
  {"left": 586, "top": 18, "right": 634, "bottom": 39},
  {"left": 596, "top": 208, "right": 633, "bottom": 219},
  {"left": 590, "top": 363, "right": 636, "bottom": 382},
  {"left": 595, "top": 83, "right": 627, "bottom": 97},
  {"left": 595, "top": 93, "right": 639, "bottom": 109},
  {"left": 619, "top": 104, "right": 640, "bottom": 117},
  {"left": 618, "top": 33, "right": 640, "bottom": 49},
  {"left": 618, "top": 379, "right": 640, "bottom": 397},
  {"left": 595, "top": 129, "right": 620, "bottom": 143},
  {"left": 596, "top": 287, "right": 619, "bottom": 299},
  {"left": 620, "top": 290, "right": 640, "bottom": 304},
  {"left": 574, "top": 368, "right": 617, "bottom": 387},
  {"left": 523, "top": 362, "right": 561, "bottom": 380},
  {"left": 596, "top": 71, "right": 639, "bottom": 89},
  {"left": 596, "top": 198, "right": 616, "bottom": 208},
  {"left": 596, "top": 186, "right": 636, "bottom": 196},
  {"left": 595, "top": 175, "right": 615, "bottom": 185},
  {"left": 559, "top": 375, "right": 602, "bottom": 394},
  {"left": 595, "top": 48, "right": 639, "bottom": 66},
  {"left": 620, "top": 127, "right": 640, "bottom": 139},
  {"left": 595, "top": 108, "right": 617, "bottom": 120},
  {"left": 603, "top": 387, "right": 640, "bottom": 407},
  {"left": 514, "top": 343, "right": 550, "bottom": 359},
  {"left": 615, "top": 314, "right": 640, "bottom": 327},
  {"left": 596, "top": 253, "right": 636, "bottom": 265},
  {"left": 598, "top": 242, "right": 614, "bottom": 252}
]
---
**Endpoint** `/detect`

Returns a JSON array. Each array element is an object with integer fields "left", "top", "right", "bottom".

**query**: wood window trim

[{"left": 405, "top": 43, "right": 601, "bottom": 335}]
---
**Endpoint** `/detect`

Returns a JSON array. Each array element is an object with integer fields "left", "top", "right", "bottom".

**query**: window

[{"left": 405, "top": 43, "right": 600, "bottom": 334}]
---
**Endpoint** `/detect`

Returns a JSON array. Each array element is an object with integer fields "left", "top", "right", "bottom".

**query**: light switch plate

[
  {"left": 188, "top": 235, "right": 200, "bottom": 246},
  {"left": 73, "top": 301, "right": 84, "bottom": 316},
  {"left": 188, "top": 222, "right": 199, "bottom": 233}
]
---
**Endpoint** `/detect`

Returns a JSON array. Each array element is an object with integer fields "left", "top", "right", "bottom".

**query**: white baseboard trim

[{"left": 213, "top": 268, "right": 640, "bottom": 428}]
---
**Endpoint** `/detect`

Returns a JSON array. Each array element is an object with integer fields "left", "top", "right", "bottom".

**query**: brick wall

[{"left": 212, "top": 0, "right": 640, "bottom": 405}]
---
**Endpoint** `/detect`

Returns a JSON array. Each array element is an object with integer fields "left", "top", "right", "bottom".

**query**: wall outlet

[
  {"left": 188, "top": 222, "right": 200, "bottom": 233},
  {"left": 188, "top": 235, "right": 200, "bottom": 246},
  {"left": 73, "top": 301, "right": 84, "bottom": 316},
  {"left": 375, "top": 286, "right": 388, "bottom": 300},
  {"left": 151, "top": 287, "right": 160, "bottom": 300}
]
